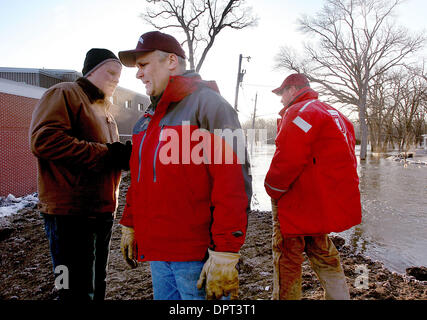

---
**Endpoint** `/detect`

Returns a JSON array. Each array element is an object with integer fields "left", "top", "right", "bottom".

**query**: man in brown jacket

[{"left": 29, "top": 48, "right": 131, "bottom": 300}]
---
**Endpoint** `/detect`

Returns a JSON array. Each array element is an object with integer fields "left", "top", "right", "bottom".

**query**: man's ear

[
  {"left": 167, "top": 53, "right": 179, "bottom": 72},
  {"left": 289, "top": 86, "right": 299, "bottom": 96}
]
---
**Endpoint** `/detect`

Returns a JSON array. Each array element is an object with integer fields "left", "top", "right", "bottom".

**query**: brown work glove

[
  {"left": 120, "top": 226, "right": 138, "bottom": 269},
  {"left": 106, "top": 141, "right": 132, "bottom": 171},
  {"left": 197, "top": 249, "right": 240, "bottom": 300}
]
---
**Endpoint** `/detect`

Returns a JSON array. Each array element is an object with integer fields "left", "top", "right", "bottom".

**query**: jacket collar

[
  {"left": 150, "top": 71, "right": 219, "bottom": 115},
  {"left": 149, "top": 92, "right": 164, "bottom": 112},
  {"left": 76, "top": 77, "right": 105, "bottom": 103},
  {"left": 279, "top": 87, "right": 319, "bottom": 117}
]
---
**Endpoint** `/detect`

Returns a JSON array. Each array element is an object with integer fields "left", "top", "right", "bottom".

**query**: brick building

[
  {"left": 0, "top": 79, "right": 44, "bottom": 197},
  {"left": 0, "top": 68, "right": 150, "bottom": 197}
]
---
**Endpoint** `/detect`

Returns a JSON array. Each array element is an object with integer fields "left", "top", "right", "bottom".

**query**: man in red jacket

[
  {"left": 118, "top": 31, "right": 252, "bottom": 300},
  {"left": 265, "top": 73, "right": 361, "bottom": 300}
]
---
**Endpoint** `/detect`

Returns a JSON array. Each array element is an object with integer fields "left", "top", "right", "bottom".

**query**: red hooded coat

[
  {"left": 265, "top": 87, "right": 361, "bottom": 236},
  {"left": 120, "top": 72, "right": 252, "bottom": 261}
]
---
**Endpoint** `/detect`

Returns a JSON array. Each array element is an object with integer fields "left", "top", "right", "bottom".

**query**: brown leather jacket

[{"left": 29, "top": 78, "right": 121, "bottom": 216}]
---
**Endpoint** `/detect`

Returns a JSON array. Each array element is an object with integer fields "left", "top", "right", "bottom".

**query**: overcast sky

[{"left": 0, "top": 0, "right": 425, "bottom": 123}]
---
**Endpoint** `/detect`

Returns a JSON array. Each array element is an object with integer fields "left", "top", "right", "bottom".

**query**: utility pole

[
  {"left": 251, "top": 92, "right": 258, "bottom": 130},
  {"left": 234, "top": 54, "right": 251, "bottom": 112},
  {"left": 251, "top": 92, "right": 258, "bottom": 155}
]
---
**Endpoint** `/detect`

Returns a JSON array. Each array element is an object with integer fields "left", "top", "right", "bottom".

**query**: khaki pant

[{"left": 271, "top": 199, "right": 350, "bottom": 300}]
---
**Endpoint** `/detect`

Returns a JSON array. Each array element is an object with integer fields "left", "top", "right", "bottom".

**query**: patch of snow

[{"left": 0, "top": 193, "right": 39, "bottom": 218}]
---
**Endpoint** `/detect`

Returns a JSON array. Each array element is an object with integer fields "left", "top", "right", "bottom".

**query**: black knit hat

[{"left": 82, "top": 48, "right": 121, "bottom": 77}]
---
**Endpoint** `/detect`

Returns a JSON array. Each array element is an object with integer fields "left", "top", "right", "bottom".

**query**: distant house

[
  {"left": 109, "top": 85, "right": 150, "bottom": 141},
  {"left": 0, "top": 67, "right": 150, "bottom": 197}
]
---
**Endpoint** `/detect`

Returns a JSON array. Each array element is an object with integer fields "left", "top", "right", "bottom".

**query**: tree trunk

[
  {"left": 359, "top": 106, "right": 369, "bottom": 160},
  {"left": 359, "top": 82, "right": 369, "bottom": 160},
  {"left": 185, "top": 36, "right": 195, "bottom": 71}
]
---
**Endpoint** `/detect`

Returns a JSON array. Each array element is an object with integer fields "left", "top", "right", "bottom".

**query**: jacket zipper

[
  {"left": 137, "top": 132, "right": 147, "bottom": 183},
  {"left": 153, "top": 125, "right": 164, "bottom": 182}
]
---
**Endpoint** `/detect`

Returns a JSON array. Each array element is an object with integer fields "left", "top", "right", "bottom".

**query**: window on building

[
  {"left": 138, "top": 103, "right": 144, "bottom": 112},
  {"left": 125, "top": 100, "right": 132, "bottom": 109}
]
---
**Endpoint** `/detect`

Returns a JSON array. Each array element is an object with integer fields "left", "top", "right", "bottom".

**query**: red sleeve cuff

[{"left": 264, "top": 181, "right": 287, "bottom": 200}]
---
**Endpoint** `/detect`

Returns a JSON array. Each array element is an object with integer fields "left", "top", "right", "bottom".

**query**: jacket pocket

[
  {"left": 137, "top": 132, "right": 147, "bottom": 183},
  {"left": 153, "top": 125, "right": 165, "bottom": 182}
]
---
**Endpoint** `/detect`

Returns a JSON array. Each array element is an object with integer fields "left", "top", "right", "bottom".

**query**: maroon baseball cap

[
  {"left": 272, "top": 73, "right": 309, "bottom": 95},
  {"left": 119, "top": 31, "right": 186, "bottom": 67}
]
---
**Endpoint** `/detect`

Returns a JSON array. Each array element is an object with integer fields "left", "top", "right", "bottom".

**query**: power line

[
  {"left": 256, "top": 113, "right": 278, "bottom": 118},
  {"left": 242, "top": 83, "right": 276, "bottom": 88}
]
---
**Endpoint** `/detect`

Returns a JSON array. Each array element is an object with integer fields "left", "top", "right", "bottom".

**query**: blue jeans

[
  {"left": 42, "top": 213, "right": 113, "bottom": 301},
  {"left": 150, "top": 261, "right": 206, "bottom": 300},
  {"left": 150, "top": 261, "right": 232, "bottom": 300}
]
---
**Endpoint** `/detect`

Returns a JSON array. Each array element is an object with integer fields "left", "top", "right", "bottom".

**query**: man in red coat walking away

[{"left": 264, "top": 73, "right": 361, "bottom": 300}]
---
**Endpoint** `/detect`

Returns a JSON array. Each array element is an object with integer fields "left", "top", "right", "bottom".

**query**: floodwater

[{"left": 249, "top": 144, "right": 427, "bottom": 274}]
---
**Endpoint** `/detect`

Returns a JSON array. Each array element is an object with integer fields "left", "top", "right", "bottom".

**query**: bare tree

[
  {"left": 241, "top": 117, "right": 277, "bottom": 145},
  {"left": 366, "top": 67, "right": 427, "bottom": 153},
  {"left": 141, "top": 0, "right": 258, "bottom": 72},
  {"left": 390, "top": 69, "right": 427, "bottom": 152},
  {"left": 274, "top": 0, "right": 425, "bottom": 159},
  {"left": 366, "top": 72, "right": 395, "bottom": 152}
]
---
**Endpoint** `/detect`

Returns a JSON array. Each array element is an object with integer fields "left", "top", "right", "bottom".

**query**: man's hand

[
  {"left": 197, "top": 249, "right": 240, "bottom": 300},
  {"left": 120, "top": 226, "right": 138, "bottom": 269},
  {"left": 106, "top": 141, "right": 132, "bottom": 171}
]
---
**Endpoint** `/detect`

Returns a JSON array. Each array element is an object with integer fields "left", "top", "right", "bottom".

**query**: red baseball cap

[
  {"left": 272, "top": 73, "right": 309, "bottom": 95},
  {"left": 119, "top": 31, "right": 186, "bottom": 67}
]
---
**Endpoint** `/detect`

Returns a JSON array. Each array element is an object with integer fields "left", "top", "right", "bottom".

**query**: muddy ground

[{"left": 0, "top": 173, "right": 426, "bottom": 300}]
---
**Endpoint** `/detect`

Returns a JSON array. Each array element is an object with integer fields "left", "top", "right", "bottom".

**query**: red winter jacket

[
  {"left": 264, "top": 87, "right": 361, "bottom": 236},
  {"left": 120, "top": 72, "right": 252, "bottom": 261}
]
